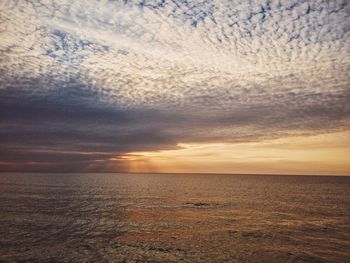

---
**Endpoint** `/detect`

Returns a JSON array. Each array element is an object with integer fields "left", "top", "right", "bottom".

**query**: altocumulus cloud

[{"left": 0, "top": 0, "right": 349, "bottom": 171}]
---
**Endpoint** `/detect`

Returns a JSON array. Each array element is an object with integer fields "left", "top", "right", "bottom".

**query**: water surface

[{"left": 0, "top": 173, "right": 349, "bottom": 262}]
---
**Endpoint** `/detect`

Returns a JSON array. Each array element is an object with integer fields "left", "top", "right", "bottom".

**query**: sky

[{"left": 0, "top": 0, "right": 349, "bottom": 175}]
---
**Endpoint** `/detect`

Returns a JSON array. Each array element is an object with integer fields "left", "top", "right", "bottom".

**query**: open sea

[{"left": 0, "top": 173, "right": 349, "bottom": 262}]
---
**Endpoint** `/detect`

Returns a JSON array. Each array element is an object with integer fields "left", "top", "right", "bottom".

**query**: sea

[{"left": 0, "top": 173, "right": 349, "bottom": 262}]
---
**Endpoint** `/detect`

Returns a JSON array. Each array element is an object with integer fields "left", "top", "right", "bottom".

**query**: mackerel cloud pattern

[{"left": 0, "top": 0, "right": 349, "bottom": 171}]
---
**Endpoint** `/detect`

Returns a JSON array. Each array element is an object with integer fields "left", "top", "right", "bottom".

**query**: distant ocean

[{"left": 0, "top": 173, "right": 349, "bottom": 262}]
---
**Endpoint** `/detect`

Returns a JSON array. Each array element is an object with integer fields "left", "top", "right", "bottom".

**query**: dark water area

[{"left": 0, "top": 173, "right": 349, "bottom": 262}]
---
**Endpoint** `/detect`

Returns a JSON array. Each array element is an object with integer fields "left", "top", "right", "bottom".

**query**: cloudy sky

[{"left": 0, "top": 0, "right": 349, "bottom": 174}]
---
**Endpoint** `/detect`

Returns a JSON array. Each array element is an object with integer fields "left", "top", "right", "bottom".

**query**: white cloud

[{"left": 0, "top": 0, "right": 349, "bottom": 127}]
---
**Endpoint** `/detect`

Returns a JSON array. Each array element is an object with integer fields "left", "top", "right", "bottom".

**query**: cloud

[{"left": 0, "top": 0, "right": 349, "bottom": 171}]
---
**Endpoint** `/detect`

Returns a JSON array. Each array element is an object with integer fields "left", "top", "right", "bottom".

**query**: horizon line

[{"left": 0, "top": 171, "right": 349, "bottom": 177}]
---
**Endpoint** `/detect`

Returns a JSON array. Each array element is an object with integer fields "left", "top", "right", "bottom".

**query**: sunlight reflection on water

[{"left": 0, "top": 173, "right": 349, "bottom": 262}]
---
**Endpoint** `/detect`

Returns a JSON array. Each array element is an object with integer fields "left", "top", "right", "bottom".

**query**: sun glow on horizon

[
  {"left": 1, "top": 1, "right": 349, "bottom": 174},
  {"left": 125, "top": 132, "right": 350, "bottom": 175}
]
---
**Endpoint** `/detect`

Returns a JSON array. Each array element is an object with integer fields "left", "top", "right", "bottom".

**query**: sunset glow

[
  {"left": 0, "top": 0, "right": 349, "bottom": 175},
  {"left": 1, "top": 1, "right": 350, "bottom": 262},
  {"left": 127, "top": 132, "right": 350, "bottom": 175}
]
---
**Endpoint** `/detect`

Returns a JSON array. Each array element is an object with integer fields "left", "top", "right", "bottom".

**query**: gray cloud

[{"left": 0, "top": 0, "right": 349, "bottom": 171}]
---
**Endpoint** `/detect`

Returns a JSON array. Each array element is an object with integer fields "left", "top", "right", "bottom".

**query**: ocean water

[{"left": 0, "top": 173, "right": 349, "bottom": 263}]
